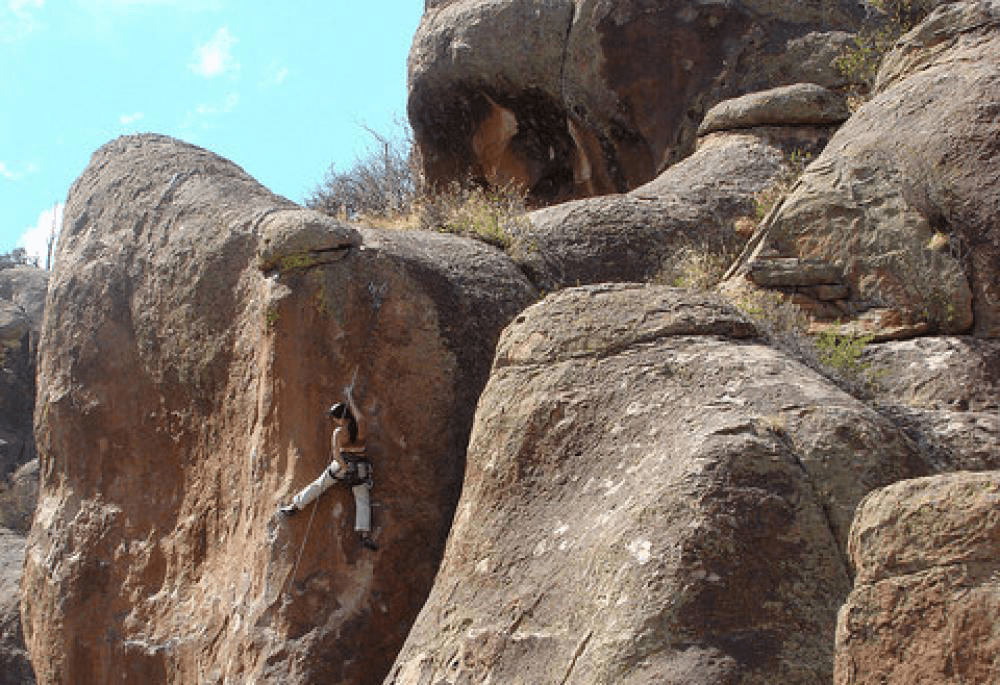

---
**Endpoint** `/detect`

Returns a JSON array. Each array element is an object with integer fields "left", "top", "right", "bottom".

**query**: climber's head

[{"left": 328, "top": 402, "right": 359, "bottom": 443}]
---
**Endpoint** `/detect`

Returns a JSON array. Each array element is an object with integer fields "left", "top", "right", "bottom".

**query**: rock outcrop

[
  {"left": 726, "top": 0, "right": 1000, "bottom": 338},
  {"left": 408, "top": 0, "right": 865, "bottom": 202},
  {"left": 385, "top": 284, "right": 932, "bottom": 684},
  {"left": 22, "top": 134, "right": 536, "bottom": 685},
  {"left": 0, "top": 265, "right": 46, "bottom": 481},
  {"left": 513, "top": 121, "right": 835, "bottom": 292},
  {"left": 835, "top": 471, "right": 1000, "bottom": 684},
  {"left": 0, "top": 266, "right": 45, "bottom": 685}
]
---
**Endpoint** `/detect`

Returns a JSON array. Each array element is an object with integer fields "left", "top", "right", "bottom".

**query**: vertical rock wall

[{"left": 21, "top": 134, "right": 535, "bottom": 685}]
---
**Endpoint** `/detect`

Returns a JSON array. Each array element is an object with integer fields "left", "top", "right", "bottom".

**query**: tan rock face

[
  {"left": 22, "top": 134, "right": 536, "bottom": 684},
  {"left": 728, "top": 1, "right": 1000, "bottom": 338},
  {"left": 408, "top": 0, "right": 865, "bottom": 203},
  {"left": 386, "top": 284, "right": 931, "bottom": 685},
  {"left": 835, "top": 471, "right": 1000, "bottom": 685}
]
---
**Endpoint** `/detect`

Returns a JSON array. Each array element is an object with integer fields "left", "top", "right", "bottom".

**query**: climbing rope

[{"left": 286, "top": 497, "right": 320, "bottom": 594}]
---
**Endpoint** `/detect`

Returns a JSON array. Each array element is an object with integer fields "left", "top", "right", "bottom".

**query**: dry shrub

[
  {"left": 306, "top": 123, "right": 420, "bottom": 222},
  {"left": 307, "top": 124, "right": 530, "bottom": 251}
]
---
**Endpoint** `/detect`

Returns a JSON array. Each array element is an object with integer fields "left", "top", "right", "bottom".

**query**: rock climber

[{"left": 279, "top": 391, "right": 378, "bottom": 550}]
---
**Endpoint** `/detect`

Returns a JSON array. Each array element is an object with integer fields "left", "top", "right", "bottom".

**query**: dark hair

[{"left": 328, "top": 403, "right": 359, "bottom": 443}]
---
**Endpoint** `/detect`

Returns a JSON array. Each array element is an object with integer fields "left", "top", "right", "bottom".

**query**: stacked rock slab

[
  {"left": 835, "top": 471, "right": 1000, "bottom": 684},
  {"left": 385, "top": 284, "right": 931, "bottom": 684},
  {"left": 22, "top": 134, "right": 535, "bottom": 685},
  {"left": 408, "top": 0, "right": 864, "bottom": 203},
  {"left": 512, "top": 82, "right": 849, "bottom": 292}
]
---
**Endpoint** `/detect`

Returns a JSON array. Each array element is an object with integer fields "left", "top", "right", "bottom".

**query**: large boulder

[
  {"left": 22, "top": 134, "right": 536, "bottom": 685},
  {"left": 386, "top": 284, "right": 931, "bottom": 684},
  {"left": 408, "top": 0, "right": 865, "bottom": 202},
  {"left": 726, "top": 0, "right": 1000, "bottom": 338},
  {"left": 835, "top": 471, "right": 1000, "bottom": 684},
  {"left": 0, "top": 266, "right": 46, "bottom": 685}
]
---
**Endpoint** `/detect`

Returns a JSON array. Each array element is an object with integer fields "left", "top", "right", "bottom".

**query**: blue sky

[{"left": 0, "top": 0, "right": 423, "bottom": 263}]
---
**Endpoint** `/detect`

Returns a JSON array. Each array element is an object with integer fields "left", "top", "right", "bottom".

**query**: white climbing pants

[
  {"left": 292, "top": 464, "right": 338, "bottom": 510},
  {"left": 291, "top": 461, "right": 372, "bottom": 533}
]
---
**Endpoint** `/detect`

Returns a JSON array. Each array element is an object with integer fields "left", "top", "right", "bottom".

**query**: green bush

[
  {"left": 730, "top": 291, "right": 880, "bottom": 397},
  {"left": 834, "top": 0, "right": 935, "bottom": 104}
]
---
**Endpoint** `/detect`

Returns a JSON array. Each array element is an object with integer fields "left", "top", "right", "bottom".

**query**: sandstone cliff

[{"left": 22, "top": 134, "right": 535, "bottom": 685}]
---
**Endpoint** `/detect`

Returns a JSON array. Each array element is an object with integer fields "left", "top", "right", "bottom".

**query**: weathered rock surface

[
  {"left": 22, "top": 134, "right": 536, "bottom": 685},
  {"left": 835, "top": 470, "right": 1000, "bottom": 684},
  {"left": 386, "top": 284, "right": 932, "bottom": 685},
  {"left": 865, "top": 337, "right": 1000, "bottom": 411},
  {"left": 513, "top": 126, "right": 832, "bottom": 291},
  {"left": 697, "top": 83, "right": 849, "bottom": 136},
  {"left": 0, "top": 267, "right": 47, "bottom": 337},
  {"left": 0, "top": 459, "right": 39, "bottom": 534},
  {"left": 727, "top": 1, "right": 1000, "bottom": 338},
  {"left": 861, "top": 337, "right": 1000, "bottom": 475},
  {"left": 408, "top": 0, "right": 865, "bottom": 202},
  {"left": 0, "top": 529, "right": 34, "bottom": 685}
]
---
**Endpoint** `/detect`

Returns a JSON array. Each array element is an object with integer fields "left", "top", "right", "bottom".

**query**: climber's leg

[
  {"left": 352, "top": 481, "right": 371, "bottom": 533},
  {"left": 283, "top": 463, "right": 340, "bottom": 515}
]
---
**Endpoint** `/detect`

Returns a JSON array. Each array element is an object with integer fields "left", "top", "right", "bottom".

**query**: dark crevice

[{"left": 774, "top": 431, "right": 854, "bottom": 582}]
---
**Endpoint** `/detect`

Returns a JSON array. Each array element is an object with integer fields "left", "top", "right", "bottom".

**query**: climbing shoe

[{"left": 361, "top": 535, "right": 379, "bottom": 551}]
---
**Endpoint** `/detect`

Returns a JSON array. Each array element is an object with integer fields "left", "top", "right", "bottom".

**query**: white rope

[{"left": 286, "top": 499, "right": 320, "bottom": 594}]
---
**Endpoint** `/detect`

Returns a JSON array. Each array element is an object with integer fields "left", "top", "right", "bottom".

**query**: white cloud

[
  {"left": 119, "top": 111, "right": 144, "bottom": 125},
  {"left": 195, "top": 92, "right": 238, "bottom": 116},
  {"left": 182, "top": 92, "right": 239, "bottom": 131},
  {"left": 0, "top": 162, "right": 21, "bottom": 181},
  {"left": 9, "top": 0, "right": 44, "bottom": 19},
  {"left": 18, "top": 203, "right": 62, "bottom": 266},
  {"left": 1, "top": 0, "right": 43, "bottom": 44},
  {"left": 190, "top": 26, "right": 239, "bottom": 78},
  {"left": 0, "top": 160, "right": 38, "bottom": 181}
]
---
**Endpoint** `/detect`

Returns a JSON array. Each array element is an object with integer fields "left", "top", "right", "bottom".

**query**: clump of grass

[
  {"left": 656, "top": 237, "right": 743, "bottom": 291},
  {"left": 418, "top": 180, "right": 529, "bottom": 250},
  {"left": 730, "top": 289, "right": 880, "bottom": 397},
  {"left": 815, "top": 326, "right": 876, "bottom": 378}
]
